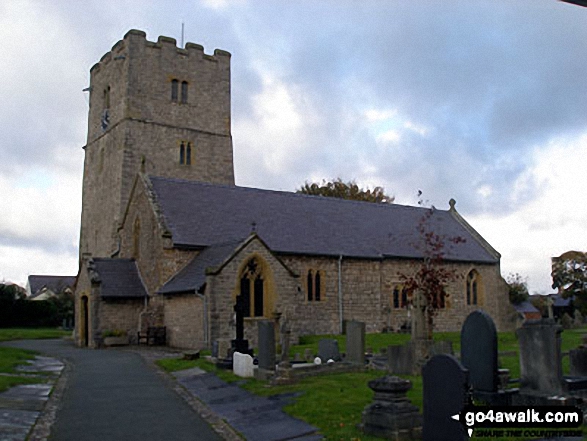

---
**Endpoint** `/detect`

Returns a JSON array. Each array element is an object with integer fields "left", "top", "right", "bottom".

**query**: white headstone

[
  {"left": 314, "top": 357, "right": 322, "bottom": 365},
  {"left": 233, "top": 352, "right": 254, "bottom": 378}
]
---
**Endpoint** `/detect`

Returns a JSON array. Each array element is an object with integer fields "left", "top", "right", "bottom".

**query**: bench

[{"left": 137, "top": 326, "right": 166, "bottom": 346}]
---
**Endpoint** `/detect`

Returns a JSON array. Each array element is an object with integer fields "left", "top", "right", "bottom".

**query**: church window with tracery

[
  {"left": 239, "top": 258, "right": 266, "bottom": 317},
  {"left": 466, "top": 269, "right": 483, "bottom": 305}
]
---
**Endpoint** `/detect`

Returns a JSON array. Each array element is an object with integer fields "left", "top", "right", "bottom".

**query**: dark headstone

[
  {"left": 461, "top": 310, "right": 498, "bottom": 393},
  {"left": 570, "top": 346, "right": 587, "bottom": 377},
  {"left": 318, "top": 339, "right": 341, "bottom": 362},
  {"left": 257, "top": 320, "right": 276, "bottom": 371},
  {"left": 388, "top": 343, "right": 414, "bottom": 375},
  {"left": 361, "top": 376, "right": 422, "bottom": 440},
  {"left": 422, "top": 354, "right": 470, "bottom": 441},
  {"left": 346, "top": 320, "right": 365, "bottom": 364},
  {"left": 517, "top": 319, "right": 563, "bottom": 396}
]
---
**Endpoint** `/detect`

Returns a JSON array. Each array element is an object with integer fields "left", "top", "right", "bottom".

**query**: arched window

[
  {"left": 315, "top": 271, "right": 321, "bottom": 301},
  {"left": 307, "top": 270, "right": 313, "bottom": 301},
  {"left": 238, "top": 258, "right": 266, "bottom": 317},
  {"left": 466, "top": 270, "right": 483, "bottom": 305},
  {"left": 132, "top": 217, "right": 140, "bottom": 260},
  {"left": 392, "top": 285, "right": 410, "bottom": 309},
  {"left": 179, "top": 142, "right": 185, "bottom": 165},
  {"left": 171, "top": 79, "right": 179, "bottom": 102},
  {"left": 181, "top": 81, "right": 188, "bottom": 104},
  {"left": 103, "top": 86, "right": 110, "bottom": 109},
  {"left": 186, "top": 142, "right": 192, "bottom": 165},
  {"left": 393, "top": 287, "right": 400, "bottom": 308}
]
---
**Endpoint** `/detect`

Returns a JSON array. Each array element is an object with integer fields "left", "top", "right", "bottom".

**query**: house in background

[
  {"left": 27, "top": 275, "right": 76, "bottom": 301},
  {"left": 513, "top": 300, "right": 541, "bottom": 326}
]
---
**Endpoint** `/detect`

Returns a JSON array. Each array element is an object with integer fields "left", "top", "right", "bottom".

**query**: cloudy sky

[{"left": 1, "top": 0, "right": 586, "bottom": 294}]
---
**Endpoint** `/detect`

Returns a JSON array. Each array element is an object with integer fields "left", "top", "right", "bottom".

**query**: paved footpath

[{"left": 3, "top": 339, "right": 223, "bottom": 441}]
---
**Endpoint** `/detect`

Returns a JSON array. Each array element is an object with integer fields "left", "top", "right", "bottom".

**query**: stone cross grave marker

[
  {"left": 232, "top": 295, "right": 250, "bottom": 355},
  {"left": 346, "top": 320, "right": 365, "bottom": 364},
  {"left": 318, "top": 339, "right": 341, "bottom": 362},
  {"left": 516, "top": 319, "right": 563, "bottom": 396},
  {"left": 257, "top": 320, "right": 276, "bottom": 371},
  {"left": 461, "top": 310, "right": 498, "bottom": 393},
  {"left": 423, "top": 354, "right": 470, "bottom": 441}
]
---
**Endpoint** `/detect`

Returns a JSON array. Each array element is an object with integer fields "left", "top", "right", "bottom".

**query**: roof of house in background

[
  {"left": 147, "top": 176, "right": 499, "bottom": 264},
  {"left": 28, "top": 275, "right": 76, "bottom": 297},
  {"left": 552, "top": 293, "right": 574, "bottom": 307},
  {"left": 513, "top": 300, "right": 541, "bottom": 315},
  {"left": 89, "top": 258, "right": 147, "bottom": 298}
]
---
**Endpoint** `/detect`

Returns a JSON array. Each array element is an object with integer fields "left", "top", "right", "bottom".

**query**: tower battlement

[{"left": 90, "top": 29, "right": 230, "bottom": 74}]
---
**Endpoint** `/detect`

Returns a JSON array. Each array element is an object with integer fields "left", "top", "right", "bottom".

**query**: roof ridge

[{"left": 147, "top": 175, "right": 443, "bottom": 213}]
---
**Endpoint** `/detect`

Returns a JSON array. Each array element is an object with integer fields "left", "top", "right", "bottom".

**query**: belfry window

[
  {"left": 179, "top": 142, "right": 185, "bottom": 164},
  {"left": 181, "top": 81, "right": 188, "bottom": 104},
  {"left": 171, "top": 79, "right": 179, "bottom": 102},
  {"left": 186, "top": 142, "right": 191, "bottom": 165}
]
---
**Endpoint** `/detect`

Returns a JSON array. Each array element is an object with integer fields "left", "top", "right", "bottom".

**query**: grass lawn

[
  {"left": 0, "top": 328, "right": 70, "bottom": 342},
  {"left": 158, "top": 327, "right": 587, "bottom": 441},
  {"left": 0, "top": 327, "right": 69, "bottom": 393}
]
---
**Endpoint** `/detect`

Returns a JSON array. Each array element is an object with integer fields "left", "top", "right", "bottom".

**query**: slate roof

[
  {"left": 158, "top": 240, "right": 243, "bottom": 295},
  {"left": 28, "top": 275, "right": 76, "bottom": 296},
  {"left": 148, "top": 176, "right": 499, "bottom": 263},
  {"left": 514, "top": 300, "right": 540, "bottom": 314},
  {"left": 91, "top": 258, "right": 147, "bottom": 298},
  {"left": 552, "top": 294, "right": 574, "bottom": 307}
]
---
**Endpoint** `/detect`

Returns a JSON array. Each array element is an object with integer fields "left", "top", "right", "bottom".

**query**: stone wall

[
  {"left": 99, "top": 298, "right": 144, "bottom": 337},
  {"left": 163, "top": 295, "right": 205, "bottom": 349}
]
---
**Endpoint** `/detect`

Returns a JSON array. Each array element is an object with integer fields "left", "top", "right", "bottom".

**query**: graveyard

[{"left": 157, "top": 314, "right": 587, "bottom": 441}]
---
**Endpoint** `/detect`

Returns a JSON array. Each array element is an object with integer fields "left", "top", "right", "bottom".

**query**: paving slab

[{"left": 176, "top": 371, "right": 321, "bottom": 440}]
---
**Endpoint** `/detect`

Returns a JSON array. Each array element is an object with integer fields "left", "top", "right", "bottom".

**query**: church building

[{"left": 74, "top": 30, "right": 515, "bottom": 349}]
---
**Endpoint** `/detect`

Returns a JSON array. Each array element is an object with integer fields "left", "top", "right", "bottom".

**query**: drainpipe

[
  {"left": 338, "top": 255, "right": 343, "bottom": 334},
  {"left": 195, "top": 292, "right": 209, "bottom": 346}
]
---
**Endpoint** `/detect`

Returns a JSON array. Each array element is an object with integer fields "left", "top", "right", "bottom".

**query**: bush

[{"left": 0, "top": 284, "right": 72, "bottom": 328}]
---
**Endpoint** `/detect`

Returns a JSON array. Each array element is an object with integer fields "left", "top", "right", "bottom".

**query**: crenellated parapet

[{"left": 90, "top": 29, "right": 230, "bottom": 74}]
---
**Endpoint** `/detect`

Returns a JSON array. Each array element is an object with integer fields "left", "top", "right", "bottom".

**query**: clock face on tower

[{"left": 101, "top": 109, "right": 110, "bottom": 131}]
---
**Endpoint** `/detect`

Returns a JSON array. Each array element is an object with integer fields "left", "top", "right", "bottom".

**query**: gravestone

[
  {"left": 361, "top": 376, "right": 422, "bottom": 440},
  {"left": 461, "top": 310, "right": 498, "bottom": 393},
  {"left": 429, "top": 340, "right": 453, "bottom": 357},
  {"left": 232, "top": 296, "right": 250, "bottom": 355},
  {"left": 233, "top": 352, "right": 254, "bottom": 378},
  {"left": 422, "top": 354, "right": 470, "bottom": 441},
  {"left": 304, "top": 348, "right": 314, "bottom": 362},
  {"left": 517, "top": 319, "right": 563, "bottom": 396},
  {"left": 388, "top": 343, "right": 415, "bottom": 375},
  {"left": 318, "top": 339, "right": 341, "bottom": 362},
  {"left": 346, "top": 320, "right": 365, "bottom": 364},
  {"left": 561, "top": 313, "right": 573, "bottom": 330},
  {"left": 257, "top": 320, "right": 276, "bottom": 371},
  {"left": 570, "top": 347, "right": 587, "bottom": 376}
]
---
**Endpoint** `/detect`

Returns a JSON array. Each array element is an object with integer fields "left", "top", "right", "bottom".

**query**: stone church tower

[{"left": 79, "top": 29, "right": 234, "bottom": 259}]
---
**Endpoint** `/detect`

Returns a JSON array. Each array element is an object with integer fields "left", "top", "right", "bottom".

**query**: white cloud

[{"left": 469, "top": 132, "right": 587, "bottom": 294}]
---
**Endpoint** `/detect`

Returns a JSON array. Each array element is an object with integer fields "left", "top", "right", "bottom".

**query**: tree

[
  {"left": 552, "top": 251, "right": 587, "bottom": 298},
  {"left": 399, "top": 206, "right": 466, "bottom": 340},
  {"left": 507, "top": 273, "right": 529, "bottom": 305},
  {"left": 297, "top": 178, "right": 394, "bottom": 204}
]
